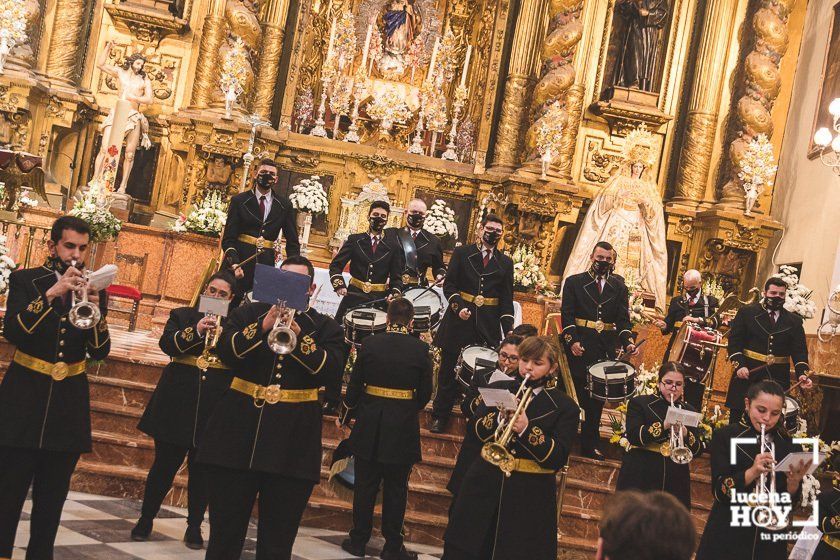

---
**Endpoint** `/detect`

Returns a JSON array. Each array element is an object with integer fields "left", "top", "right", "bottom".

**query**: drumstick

[
  {"left": 786, "top": 371, "right": 814, "bottom": 394},
  {"left": 231, "top": 247, "right": 264, "bottom": 270},
  {"left": 408, "top": 283, "right": 437, "bottom": 302}
]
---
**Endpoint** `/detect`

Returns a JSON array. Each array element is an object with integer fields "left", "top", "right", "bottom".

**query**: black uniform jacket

[
  {"left": 660, "top": 293, "right": 719, "bottom": 356},
  {"left": 0, "top": 265, "right": 110, "bottom": 453},
  {"left": 615, "top": 393, "right": 704, "bottom": 509},
  {"left": 560, "top": 271, "right": 634, "bottom": 374},
  {"left": 433, "top": 244, "right": 514, "bottom": 353},
  {"left": 138, "top": 307, "right": 233, "bottom": 448},
  {"left": 444, "top": 378, "right": 579, "bottom": 559},
  {"left": 197, "top": 302, "right": 345, "bottom": 481},
  {"left": 221, "top": 189, "right": 300, "bottom": 282},
  {"left": 725, "top": 303, "right": 809, "bottom": 408},
  {"left": 696, "top": 419, "right": 801, "bottom": 560},
  {"left": 342, "top": 328, "right": 432, "bottom": 465},
  {"left": 384, "top": 226, "right": 446, "bottom": 286},
  {"left": 813, "top": 487, "right": 840, "bottom": 559}
]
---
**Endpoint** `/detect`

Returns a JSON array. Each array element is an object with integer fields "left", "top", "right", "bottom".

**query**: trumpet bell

[
  {"left": 268, "top": 326, "right": 297, "bottom": 354},
  {"left": 671, "top": 447, "right": 693, "bottom": 464},
  {"left": 69, "top": 302, "right": 101, "bottom": 330},
  {"left": 480, "top": 442, "right": 516, "bottom": 477}
]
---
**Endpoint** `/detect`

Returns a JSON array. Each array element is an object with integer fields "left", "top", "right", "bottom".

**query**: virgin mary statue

[{"left": 562, "top": 127, "right": 668, "bottom": 309}]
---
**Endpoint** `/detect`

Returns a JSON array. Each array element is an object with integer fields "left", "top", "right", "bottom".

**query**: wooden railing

[{"left": 0, "top": 215, "right": 52, "bottom": 270}]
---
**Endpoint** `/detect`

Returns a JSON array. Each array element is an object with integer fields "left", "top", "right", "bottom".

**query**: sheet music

[
  {"left": 478, "top": 388, "right": 517, "bottom": 410},
  {"left": 87, "top": 264, "right": 118, "bottom": 291},
  {"left": 664, "top": 407, "right": 702, "bottom": 428},
  {"left": 198, "top": 295, "right": 231, "bottom": 317},
  {"left": 775, "top": 452, "right": 825, "bottom": 475}
]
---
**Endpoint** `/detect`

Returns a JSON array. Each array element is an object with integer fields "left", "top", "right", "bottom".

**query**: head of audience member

[
  {"left": 405, "top": 198, "right": 427, "bottom": 231},
  {"left": 254, "top": 158, "right": 279, "bottom": 193},
  {"left": 596, "top": 490, "right": 696, "bottom": 560},
  {"left": 386, "top": 297, "right": 414, "bottom": 331},
  {"left": 657, "top": 362, "right": 687, "bottom": 404},
  {"left": 48, "top": 216, "right": 92, "bottom": 272},
  {"left": 763, "top": 276, "right": 788, "bottom": 313},
  {"left": 203, "top": 271, "right": 236, "bottom": 305},
  {"left": 683, "top": 269, "right": 702, "bottom": 299},
  {"left": 497, "top": 334, "right": 524, "bottom": 375},
  {"left": 744, "top": 380, "right": 786, "bottom": 432},
  {"left": 280, "top": 255, "right": 317, "bottom": 297},
  {"left": 368, "top": 201, "right": 391, "bottom": 234},
  {"left": 589, "top": 241, "right": 615, "bottom": 277},
  {"left": 479, "top": 214, "right": 503, "bottom": 249},
  {"left": 516, "top": 336, "right": 560, "bottom": 382},
  {"left": 511, "top": 324, "right": 539, "bottom": 338}
]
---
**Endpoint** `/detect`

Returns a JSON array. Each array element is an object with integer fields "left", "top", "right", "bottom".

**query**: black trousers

[
  {"left": 205, "top": 465, "right": 314, "bottom": 560},
  {"left": 349, "top": 456, "right": 412, "bottom": 551},
  {"left": 139, "top": 440, "right": 208, "bottom": 526},
  {"left": 323, "top": 341, "right": 351, "bottom": 404},
  {"left": 571, "top": 373, "right": 604, "bottom": 454},
  {"left": 0, "top": 445, "right": 80, "bottom": 559},
  {"left": 432, "top": 350, "right": 462, "bottom": 420}
]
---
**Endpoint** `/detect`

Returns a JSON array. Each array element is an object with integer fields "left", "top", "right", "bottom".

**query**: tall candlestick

[
  {"left": 361, "top": 23, "right": 373, "bottom": 70},
  {"left": 327, "top": 18, "right": 337, "bottom": 60},
  {"left": 427, "top": 37, "right": 440, "bottom": 81},
  {"left": 459, "top": 45, "right": 472, "bottom": 88}
]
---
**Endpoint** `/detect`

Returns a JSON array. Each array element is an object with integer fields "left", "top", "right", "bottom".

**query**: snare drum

[
  {"left": 455, "top": 345, "right": 499, "bottom": 387},
  {"left": 783, "top": 396, "right": 800, "bottom": 433},
  {"left": 404, "top": 287, "right": 444, "bottom": 333},
  {"left": 343, "top": 307, "right": 387, "bottom": 346},
  {"left": 586, "top": 360, "right": 637, "bottom": 403},
  {"left": 668, "top": 323, "right": 723, "bottom": 383}
]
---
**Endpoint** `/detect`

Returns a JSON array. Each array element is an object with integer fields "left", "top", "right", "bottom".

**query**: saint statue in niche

[
  {"left": 378, "top": 0, "right": 421, "bottom": 77},
  {"left": 611, "top": 0, "right": 669, "bottom": 92}
]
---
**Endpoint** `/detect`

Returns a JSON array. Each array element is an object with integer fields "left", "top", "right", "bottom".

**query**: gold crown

[{"left": 622, "top": 124, "right": 656, "bottom": 166}]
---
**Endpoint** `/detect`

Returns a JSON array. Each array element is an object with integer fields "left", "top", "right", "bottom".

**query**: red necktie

[
  {"left": 482, "top": 250, "right": 490, "bottom": 267},
  {"left": 259, "top": 195, "right": 266, "bottom": 220},
  {"left": 372, "top": 236, "right": 379, "bottom": 254},
  {"left": 769, "top": 312, "right": 776, "bottom": 326},
  {"left": 597, "top": 278, "right": 603, "bottom": 294},
  {"left": 412, "top": 231, "right": 418, "bottom": 241}
]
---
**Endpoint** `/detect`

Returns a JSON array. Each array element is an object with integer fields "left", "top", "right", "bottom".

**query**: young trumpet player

[
  {"left": 0, "top": 216, "right": 111, "bottom": 560},
  {"left": 198, "top": 256, "right": 346, "bottom": 560},
  {"left": 696, "top": 380, "right": 812, "bottom": 560},
  {"left": 615, "top": 362, "right": 704, "bottom": 509},
  {"left": 131, "top": 271, "right": 236, "bottom": 548},
  {"left": 443, "top": 336, "right": 579, "bottom": 560}
]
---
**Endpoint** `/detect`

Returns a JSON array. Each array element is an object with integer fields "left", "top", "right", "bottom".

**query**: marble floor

[{"left": 9, "top": 491, "right": 442, "bottom": 560}]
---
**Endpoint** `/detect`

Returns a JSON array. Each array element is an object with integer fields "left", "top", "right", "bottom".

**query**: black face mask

[
  {"left": 406, "top": 213, "right": 425, "bottom": 229},
  {"left": 764, "top": 296, "right": 785, "bottom": 311},
  {"left": 369, "top": 216, "right": 387, "bottom": 232},
  {"left": 686, "top": 287, "right": 700, "bottom": 297},
  {"left": 256, "top": 172, "right": 275, "bottom": 189},
  {"left": 591, "top": 260, "right": 612, "bottom": 276},
  {"left": 483, "top": 230, "right": 501, "bottom": 246}
]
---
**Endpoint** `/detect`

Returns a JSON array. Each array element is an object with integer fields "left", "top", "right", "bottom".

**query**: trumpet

[
  {"left": 267, "top": 301, "right": 297, "bottom": 354},
  {"left": 68, "top": 260, "right": 101, "bottom": 330},
  {"left": 660, "top": 393, "right": 693, "bottom": 464},
  {"left": 755, "top": 423, "right": 788, "bottom": 531},
  {"left": 481, "top": 374, "right": 536, "bottom": 477},
  {"left": 196, "top": 314, "right": 223, "bottom": 371}
]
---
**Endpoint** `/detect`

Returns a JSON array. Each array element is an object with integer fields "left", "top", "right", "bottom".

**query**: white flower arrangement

[
  {"left": 737, "top": 134, "right": 776, "bottom": 216},
  {"left": 289, "top": 175, "right": 328, "bottom": 215},
  {"left": 512, "top": 244, "right": 547, "bottom": 292},
  {"left": 172, "top": 191, "right": 228, "bottom": 237},
  {"left": 0, "top": 234, "right": 18, "bottom": 296},
  {"left": 624, "top": 269, "right": 649, "bottom": 326},
  {"left": 425, "top": 199, "right": 458, "bottom": 239},
  {"left": 16, "top": 190, "right": 38, "bottom": 209},
  {"left": 772, "top": 265, "right": 816, "bottom": 320},
  {"left": 69, "top": 180, "right": 122, "bottom": 243}
]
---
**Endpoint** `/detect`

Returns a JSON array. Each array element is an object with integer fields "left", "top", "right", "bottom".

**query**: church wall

[{"left": 763, "top": 0, "right": 840, "bottom": 334}]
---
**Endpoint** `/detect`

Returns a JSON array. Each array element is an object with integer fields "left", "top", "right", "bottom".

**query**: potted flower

[
  {"left": 772, "top": 265, "right": 816, "bottom": 320},
  {"left": 69, "top": 180, "right": 122, "bottom": 243},
  {"left": 289, "top": 175, "right": 328, "bottom": 254},
  {"left": 172, "top": 191, "right": 228, "bottom": 238},
  {"left": 425, "top": 199, "right": 458, "bottom": 249},
  {"left": 512, "top": 244, "right": 547, "bottom": 293}
]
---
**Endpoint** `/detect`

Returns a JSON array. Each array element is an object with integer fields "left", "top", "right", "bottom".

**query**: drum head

[
  {"left": 461, "top": 346, "right": 498, "bottom": 369},
  {"left": 404, "top": 287, "right": 443, "bottom": 314},
  {"left": 345, "top": 308, "right": 388, "bottom": 328},
  {"left": 586, "top": 360, "right": 636, "bottom": 381},
  {"left": 784, "top": 396, "right": 800, "bottom": 415}
]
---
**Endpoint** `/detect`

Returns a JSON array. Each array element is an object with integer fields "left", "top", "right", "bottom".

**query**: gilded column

[
  {"left": 43, "top": 0, "right": 88, "bottom": 86},
  {"left": 717, "top": 0, "right": 795, "bottom": 210},
  {"left": 672, "top": 0, "right": 740, "bottom": 207},
  {"left": 189, "top": 0, "right": 229, "bottom": 109},
  {"left": 490, "top": 0, "right": 548, "bottom": 171},
  {"left": 250, "top": 0, "right": 291, "bottom": 119},
  {"left": 521, "top": 0, "right": 585, "bottom": 178}
]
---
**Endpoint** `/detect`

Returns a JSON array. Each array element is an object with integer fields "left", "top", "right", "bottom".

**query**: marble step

[{"left": 89, "top": 374, "right": 155, "bottom": 409}]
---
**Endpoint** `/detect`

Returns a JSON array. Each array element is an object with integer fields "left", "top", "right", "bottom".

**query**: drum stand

[{"left": 556, "top": 465, "right": 570, "bottom": 534}]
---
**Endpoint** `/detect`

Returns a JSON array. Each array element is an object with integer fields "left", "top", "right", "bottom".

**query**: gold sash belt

[
  {"left": 237, "top": 234, "right": 275, "bottom": 249},
  {"left": 482, "top": 456, "right": 554, "bottom": 474},
  {"left": 171, "top": 355, "right": 230, "bottom": 371},
  {"left": 349, "top": 277, "right": 388, "bottom": 293},
  {"left": 365, "top": 385, "right": 414, "bottom": 400},
  {"left": 743, "top": 349, "right": 789, "bottom": 365},
  {"left": 13, "top": 350, "right": 85, "bottom": 382},
  {"left": 574, "top": 318, "right": 616, "bottom": 333},
  {"left": 459, "top": 292, "right": 498, "bottom": 307},
  {"left": 230, "top": 377, "right": 319, "bottom": 406}
]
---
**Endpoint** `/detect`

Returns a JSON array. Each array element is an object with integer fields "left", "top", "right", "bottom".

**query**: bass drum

[
  {"left": 403, "top": 287, "right": 444, "bottom": 333},
  {"left": 455, "top": 345, "right": 499, "bottom": 387},
  {"left": 586, "top": 360, "right": 637, "bottom": 403},
  {"left": 784, "top": 396, "right": 800, "bottom": 434},
  {"left": 668, "top": 323, "right": 723, "bottom": 383},
  {"left": 343, "top": 307, "right": 387, "bottom": 346}
]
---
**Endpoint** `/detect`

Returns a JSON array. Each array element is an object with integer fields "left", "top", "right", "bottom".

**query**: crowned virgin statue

[
  {"left": 562, "top": 126, "right": 668, "bottom": 309},
  {"left": 378, "top": 0, "right": 421, "bottom": 76}
]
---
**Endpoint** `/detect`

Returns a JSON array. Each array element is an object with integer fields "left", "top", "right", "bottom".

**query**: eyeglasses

[
  {"left": 660, "top": 380, "right": 684, "bottom": 388},
  {"left": 499, "top": 352, "right": 519, "bottom": 362}
]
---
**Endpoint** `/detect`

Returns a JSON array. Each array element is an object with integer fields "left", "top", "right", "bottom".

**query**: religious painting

[
  {"left": 414, "top": 188, "right": 473, "bottom": 251},
  {"left": 808, "top": 3, "right": 840, "bottom": 158},
  {"left": 600, "top": 0, "right": 672, "bottom": 99},
  {"left": 274, "top": 170, "right": 334, "bottom": 235}
]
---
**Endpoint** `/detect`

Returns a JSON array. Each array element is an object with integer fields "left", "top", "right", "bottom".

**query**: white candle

[
  {"left": 326, "top": 18, "right": 337, "bottom": 60},
  {"left": 360, "top": 23, "right": 373, "bottom": 70},
  {"left": 460, "top": 45, "right": 472, "bottom": 87},
  {"left": 427, "top": 37, "right": 440, "bottom": 81}
]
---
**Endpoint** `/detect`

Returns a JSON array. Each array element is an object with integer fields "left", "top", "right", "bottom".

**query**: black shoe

[
  {"left": 184, "top": 525, "right": 204, "bottom": 550},
  {"left": 381, "top": 545, "right": 419, "bottom": 560},
  {"left": 430, "top": 418, "right": 447, "bottom": 434},
  {"left": 582, "top": 448, "right": 605, "bottom": 461},
  {"left": 130, "top": 517, "right": 152, "bottom": 541},
  {"left": 341, "top": 538, "right": 366, "bottom": 557},
  {"left": 322, "top": 400, "right": 339, "bottom": 416}
]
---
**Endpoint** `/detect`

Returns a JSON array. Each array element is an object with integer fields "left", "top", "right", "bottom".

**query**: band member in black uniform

[
  {"left": 696, "top": 381, "right": 812, "bottom": 560},
  {"left": 443, "top": 337, "right": 579, "bottom": 560},
  {"left": 431, "top": 213, "right": 514, "bottom": 434},
  {"left": 726, "top": 276, "right": 813, "bottom": 424},
  {"left": 199, "top": 256, "right": 346, "bottom": 560},
  {"left": 131, "top": 271, "right": 236, "bottom": 548},
  {"left": 561, "top": 241, "right": 637, "bottom": 459},
  {"left": 222, "top": 158, "right": 300, "bottom": 296},
  {"left": 337, "top": 298, "right": 433, "bottom": 560},
  {"left": 0, "top": 216, "right": 111, "bottom": 560},
  {"left": 447, "top": 334, "right": 523, "bottom": 500},
  {"left": 615, "top": 362, "right": 704, "bottom": 509},
  {"left": 813, "top": 470, "right": 840, "bottom": 559},
  {"left": 384, "top": 198, "right": 447, "bottom": 287}
]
